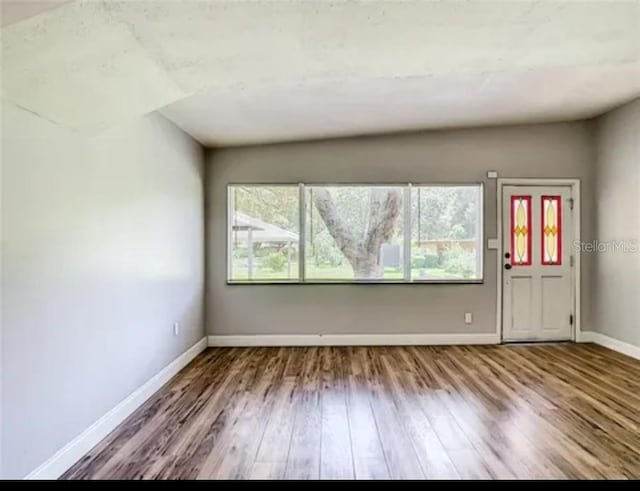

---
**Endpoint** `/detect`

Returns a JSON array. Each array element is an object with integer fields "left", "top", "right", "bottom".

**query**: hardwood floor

[{"left": 62, "top": 343, "right": 640, "bottom": 480}]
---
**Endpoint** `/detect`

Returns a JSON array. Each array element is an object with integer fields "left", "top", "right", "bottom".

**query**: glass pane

[
  {"left": 305, "top": 186, "right": 404, "bottom": 281},
  {"left": 228, "top": 185, "right": 299, "bottom": 281},
  {"left": 511, "top": 195, "right": 531, "bottom": 266},
  {"left": 411, "top": 186, "right": 482, "bottom": 280},
  {"left": 541, "top": 196, "right": 562, "bottom": 265}
]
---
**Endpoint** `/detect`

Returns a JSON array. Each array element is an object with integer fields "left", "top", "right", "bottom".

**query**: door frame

[{"left": 496, "top": 178, "right": 583, "bottom": 343}]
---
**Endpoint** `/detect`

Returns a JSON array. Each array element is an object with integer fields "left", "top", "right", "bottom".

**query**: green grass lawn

[{"left": 230, "top": 262, "right": 465, "bottom": 281}]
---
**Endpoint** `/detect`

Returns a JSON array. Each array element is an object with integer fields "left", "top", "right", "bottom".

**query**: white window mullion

[
  {"left": 403, "top": 184, "right": 412, "bottom": 282},
  {"left": 227, "top": 186, "right": 234, "bottom": 281},
  {"left": 299, "top": 183, "right": 306, "bottom": 283},
  {"left": 476, "top": 184, "right": 484, "bottom": 279}
]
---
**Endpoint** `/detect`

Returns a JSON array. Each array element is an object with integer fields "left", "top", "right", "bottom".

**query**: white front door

[{"left": 502, "top": 185, "right": 574, "bottom": 342}]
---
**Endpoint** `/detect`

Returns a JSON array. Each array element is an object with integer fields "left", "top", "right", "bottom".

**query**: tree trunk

[
  {"left": 312, "top": 187, "right": 402, "bottom": 278},
  {"left": 311, "top": 188, "right": 361, "bottom": 272}
]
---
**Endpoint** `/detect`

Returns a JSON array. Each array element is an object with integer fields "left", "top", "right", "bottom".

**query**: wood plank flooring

[{"left": 62, "top": 343, "right": 640, "bottom": 480}]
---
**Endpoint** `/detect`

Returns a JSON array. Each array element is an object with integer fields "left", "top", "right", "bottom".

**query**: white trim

[
  {"left": 25, "top": 337, "right": 208, "bottom": 480},
  {"left": 580, "top": 332, "right": 640, "bottom": 360},
  {"left": 208, "top": 333, "right": 499, "bottom": 347},
  {"left": 573, "top": 183, "right": 582, "bottom": 341},
  {"left": 403, "top": 184, "right": 412, "bottom": 281},
  {"left": 298, "top": 183, "right": 306, "bottom": 281},
  {"left": 227, "top": 187, "right": 233, "bottom": 281},
  {"left": 476, "top": 183, "right": 484, "bottom": 280},
  {"left": 496, "top": 178, "right": 581, "bottom": 342}
]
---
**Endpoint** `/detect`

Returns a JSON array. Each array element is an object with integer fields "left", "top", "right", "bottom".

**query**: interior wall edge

[{"left": 591, "top": 97, "right": 640, "bottom": 347}]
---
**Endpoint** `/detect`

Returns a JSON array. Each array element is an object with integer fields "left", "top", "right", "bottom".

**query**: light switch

[{"left": 487, "top": 238, "right": 499, "bottom": 250}]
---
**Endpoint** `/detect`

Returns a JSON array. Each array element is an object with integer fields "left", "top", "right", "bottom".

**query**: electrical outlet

[
  {"left": 464, "top": 313, "right": 473, "bottom": 324},
  {"left": 173, "top": 322, "right": 180, "bottom": 336}
]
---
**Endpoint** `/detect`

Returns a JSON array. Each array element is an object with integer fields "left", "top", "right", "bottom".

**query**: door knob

[
  {"left": 504, "top": 264, "right": 512, "bottom": 270},
  {"left": 504, "top": 252, "right": 511, "bottom": 259}
]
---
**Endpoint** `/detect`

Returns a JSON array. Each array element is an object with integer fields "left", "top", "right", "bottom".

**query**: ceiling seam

[
  {"left": 7, "top": 101, "right": 66, "bottom": 128},
  {"left": 98, "top": 0, "right": 190, "bottom": 107}
]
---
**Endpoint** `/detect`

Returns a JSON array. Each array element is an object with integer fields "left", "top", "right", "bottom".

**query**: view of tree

[
  {"left": 411, "top": 186, "right": 478, "bottom": 241},
  {"left": 233, "top": 186, "right": 298, "bottom": 232},
  {"left": 311, "top": 187, "right": 402, "bottom": 277}
]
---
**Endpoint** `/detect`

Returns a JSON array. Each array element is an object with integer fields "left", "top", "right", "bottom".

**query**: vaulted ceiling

[{"left": 2, "top": 0, "right": 639, "bottom": 145}]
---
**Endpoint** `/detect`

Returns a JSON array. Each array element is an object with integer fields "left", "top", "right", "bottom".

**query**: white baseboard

[
  {"left": 207, "top": 333, "right": 499, "bottom": 347},
  {"left": 25, "top": 337, "right": 208, "bottom": 480},
  {"left": 580, "top": 331, "right": 640, "bottom": 360}
]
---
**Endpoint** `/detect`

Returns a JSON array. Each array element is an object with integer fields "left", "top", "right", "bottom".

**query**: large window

[{"left": 228, "top": 184, "right": 483, "bottom": 283}]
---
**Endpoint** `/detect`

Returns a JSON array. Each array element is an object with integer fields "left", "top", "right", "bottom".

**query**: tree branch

[{"left": 363, "top": 188, "right": 402, "bottom": 258}]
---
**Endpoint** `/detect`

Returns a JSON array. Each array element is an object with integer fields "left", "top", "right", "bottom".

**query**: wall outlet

[
  {"left": 464, "top": 313, "right": 473, "bottom": 324},
  {"left": 173, "top": 322, "right": 180, "bottom": 336}
]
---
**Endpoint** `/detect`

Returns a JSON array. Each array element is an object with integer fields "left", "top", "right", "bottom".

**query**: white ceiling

[{"left": 2, "top": 0, "right": 639, "bottom": 146}]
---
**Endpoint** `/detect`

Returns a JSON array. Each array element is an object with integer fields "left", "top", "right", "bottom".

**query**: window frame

[{"left": 227, "top": 182, "right": 484, "bottom": 285}]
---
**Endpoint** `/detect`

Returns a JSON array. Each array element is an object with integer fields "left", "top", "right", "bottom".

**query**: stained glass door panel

[
  {"left": 541, "top": 196, "right": 562, "bottom": 265},
  {"left": 510, "top": 195, "right": 531, "bottom": 266}
]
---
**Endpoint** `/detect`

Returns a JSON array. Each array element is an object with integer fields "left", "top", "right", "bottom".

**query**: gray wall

[
  {"left": 206, "top": 122, "right": 595, "bottom": 337},
  {"left": 593, "top": 98, "right": 640, "bottom": 347},
  {"left": 1, "top": 104, "right": 205, "bottom": 478}
]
